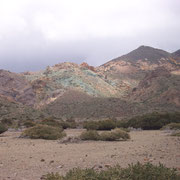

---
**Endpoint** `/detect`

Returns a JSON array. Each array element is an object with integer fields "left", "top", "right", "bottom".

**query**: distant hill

[
  {"left": 0, "top": 45, "right": 179, "bottom": 121},
  {"left": 109, "top": 45, "right": 171, "bottom": 63},
  {"left": 23, "top": 62, "right": 126, "bottom": 108},
  {"left": 0, "top": 69, "right": 36, "bottom": 106},
  {"left": 0, "top": 95, "right": 45, "bottom": 126}
]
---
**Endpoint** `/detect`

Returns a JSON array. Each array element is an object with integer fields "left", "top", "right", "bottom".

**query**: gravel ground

[{"left": 0, "top": 129, "right": 180, "bottom": 180}]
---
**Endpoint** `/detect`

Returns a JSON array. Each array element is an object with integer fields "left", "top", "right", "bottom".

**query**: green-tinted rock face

[{"left": 24, "top": 62, "right": 125, "bottom": 108}]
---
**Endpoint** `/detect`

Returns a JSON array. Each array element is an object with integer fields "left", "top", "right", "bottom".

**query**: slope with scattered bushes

[{"left": 42, "top": 162, "right": 180, "bottom": 180}]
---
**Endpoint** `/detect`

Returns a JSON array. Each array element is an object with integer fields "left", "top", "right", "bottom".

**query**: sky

[{"left": 0, "top": 0, "right": 180, "bottom": 72}]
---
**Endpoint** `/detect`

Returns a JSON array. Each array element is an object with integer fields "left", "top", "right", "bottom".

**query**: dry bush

[{"left": 21, "top": 124, "right": 66, "bottom": 140}]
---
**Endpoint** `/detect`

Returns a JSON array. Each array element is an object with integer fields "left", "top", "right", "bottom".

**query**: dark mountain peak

[
  {"left": 112, "top": 45, "right": 170, "bottom": 63},
  {"left": 172, "top": 49, "right": 180, "bottom": 57},
  {"left": 137, "top": 45, "right": 154, "bottom": 49}
]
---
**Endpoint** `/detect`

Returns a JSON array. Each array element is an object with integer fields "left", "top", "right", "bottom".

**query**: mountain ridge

[{"left": 0, "top": 45, "right": 179, "bottom": 121}]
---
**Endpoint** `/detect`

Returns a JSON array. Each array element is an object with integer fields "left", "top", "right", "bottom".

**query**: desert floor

[{"left": 0, "top": 129, "right": 180, "bottom": 180}]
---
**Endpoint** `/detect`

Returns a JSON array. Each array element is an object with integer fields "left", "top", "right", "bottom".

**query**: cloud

[{"left": 0, "top": 0, "right": 179, "bottom": 72}]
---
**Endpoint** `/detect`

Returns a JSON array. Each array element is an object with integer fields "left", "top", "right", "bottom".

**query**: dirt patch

[{"left": 0, "top": 129, "right": 180, "bottom": 180}]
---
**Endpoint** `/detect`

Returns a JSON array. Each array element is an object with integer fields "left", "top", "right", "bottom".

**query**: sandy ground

[{"left": 0, "top": 129, "right": 180, "bottom": 180}]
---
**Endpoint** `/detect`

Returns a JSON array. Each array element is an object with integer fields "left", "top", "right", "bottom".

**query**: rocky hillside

[
  {"left": 0, "top": 95, "right": 45, "bottom": 126},
  {"left": 43, "top": 46, "right": 180, "bottom": 119},
  {"left": 0, "top": 45, "right": 179, "bottom": 121},
  {"left": 0, "top": 70, "right": 36, "bottom": 106},
  {"left": 130, "top": 67, "right": 180, "bottom": 110},
  {"left": 98, "top": 46, "right": 180, "bottom": 89},
  {"left": 23, "top": 62, "right": 127, "bottom": 108}
]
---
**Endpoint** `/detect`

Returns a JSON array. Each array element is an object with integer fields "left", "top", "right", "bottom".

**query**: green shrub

[
  {"left": 116, "top": 120, "right": 129, "bottom": 128},
  {"left": 42, "top": 162, "right": 180, "bottom": 180},
  {"left": 39, "top": 119, "right": 62, "bottom": 128},
  {"left": 100, "top": 131, "right": 118, "bottom": 141},
  {"left": 98, "top": 120, "right": 116, "bottom": 130},
  {"left": 100, "top": 129, "right": 129, "bottom": 141},
  {"left": 42, "top": 172, "right": 63, "bottom": 180},
  {"left": 59, "top": 120, "right": 77, "bottom": 129},
  {"left": 83, "top": 121, "right": 99, "bottom": 130},
  {"left": 80, "top": 130, "right": 100, "bottom": 141},
  {"left": 116, "top": 127, "right": 130, "bottom": 132},
  {"left": 39, "top": 118, "right": 77, "bottom": 129},
  {"left": 23, "top": 120, "right": 36, "bottom": 128},
  {"left": 1, "top": 118, "right": 13, "bottom": 126},
  {"left": 21, "top": 124, "right": 66, "bottom": 140},
  {"left": 162, "top": 123, "right": 180, "bottom": 130},
  {"left": 118, "top": 112, "right": 180, "bottom": 130},
  {"left": 0, "top": 123, "right": 8, "bottom": 134},
  {"left": 112, "top": 128, "right": 130, "bottom": 140},
  {"left": 80, "top": 129, "right": 130, "bottom": 141},
  {"left": 83, "top": 120, "right": 116, "bottom": 131}
]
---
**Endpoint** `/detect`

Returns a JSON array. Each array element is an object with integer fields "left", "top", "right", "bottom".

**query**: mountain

[
  {"left": 109, "top": 45, "right": 171, "bottom": 63},
  {"left": 0, "top": 95, "right": 45, "bottom": 126},
  {"left": 0, "top": 45, "right": 179, "bottom": 122},
  {"left": 130, "top": 67, "right": 180, "bottom": 109},
  {"left": 43, "top": 90, "right": 138, "bottom": 120},
  {"left": 0, "top": 70, "right": 36, "bottom": 106},
  {"left": 98, "top": 46, "right": 180, "bottom": 89},
  {"left": 172, "top": 49, "right": 180, "bottom": 64},
  {"left": 23, "top": 62, "right": 127, "bottom": 108}
]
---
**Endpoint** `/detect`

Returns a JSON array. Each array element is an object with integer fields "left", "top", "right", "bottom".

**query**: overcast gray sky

[{"left": 0, "top": 0, "right": 180, "bottom": 72}]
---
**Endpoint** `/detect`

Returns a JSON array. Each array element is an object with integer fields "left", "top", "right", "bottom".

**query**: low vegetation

[
  {"left": 21, "top": 124, "right": 66, "bottom": 140},
  {"left": 42, "top": 162, "right": 180, "bottom": 180},
  {"left": 59, "top": 120, "right": 77, "bottom": 129},
  {"left": 100, "top": 128, "right": 130, "bottom": 141},
  {"left": 162, "top": 123, "right": 180, "bottom": 130},
  {"left": 83, "top": 119, "right": 116, "bottom": 130},
  {"left": 83, "top": 112, "right": 180, "bottom": 131},
  {"left": 39, "top": 118, "right": 62, "bottom": 128},
  {"left": 39, "top": 117, "right": 77, "bottom": 129},
  {"left": 171, "top": 131, "right": 180, "bottom": 137},
  {"left": 23, "top": 120, "right": 36, "bottom": 128},
  {"left": 0, "top": 123, "right": 8, "bottom": 134},
  {"left": 80, "top": 130, "right": 100, "bottom": 141},
  {"left": 118, "top": 112, "right": 180, "bottom": 130},
  {"left": 80, "top": 128, "right": 130, "bottom": 141}
]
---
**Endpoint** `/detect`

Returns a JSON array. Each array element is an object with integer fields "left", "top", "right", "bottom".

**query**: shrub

[
  {"left": 118, "top": 112, "right": 180, "bottom": 130},
  {"left": 59, "top": 120, "right": 77, "bottom": 129},
  {"left": 100, "top": 129, "right": 130, "bottom": 141},
  {"left": 21, "top": 124, "right": 66, "bottom": 140},
  {"left": 0, "top": 123, "right": 8, "bottom": 134},
  {"left": 162, "top": 123, "right": 180, "bottom": 130},
  {"left": 98, "top": 120, "right": 116, "bottom": 130},
  {"left": 39, "top": 119, "right": 62, "bottom": 128},
  {"left": 80, "top": 129, "right": 130, "bottom": 141},
  {"left": 80, "top": 130, "right": 100, "bottom": 141},
  {"left": 116, "top": 127, "right": 130, "bottom": 132},
  {"left": 1, "top": 118, "right": 13, "bottom": 126},
  {"left": 23, "top": 120, "right": 36, "bottom": 128},
  {"left": 42, "top": 172, "right": 63, "bottom": 180},
  {"left": 100, "top": 131, "right": 118, "bottom": 141},
  {"left": 112, "top": 128, "right": 130, "bottom": 140},
  {"left": 83, "top": 121, "right": 99, "bottom": 130},
  {"left": 42, "top": 162, "right": 180, "bottom": 180},
  {"left": 39, "top": 118, "right": 77, "bottom": 129},
  {"left": 83, "top": 120, "right": 116, "bottom": 131}
]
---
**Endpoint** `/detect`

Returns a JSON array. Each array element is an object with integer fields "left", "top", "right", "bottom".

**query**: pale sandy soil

[{"left": 0, "top": 129, "right": 180, "bottom": 180}]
